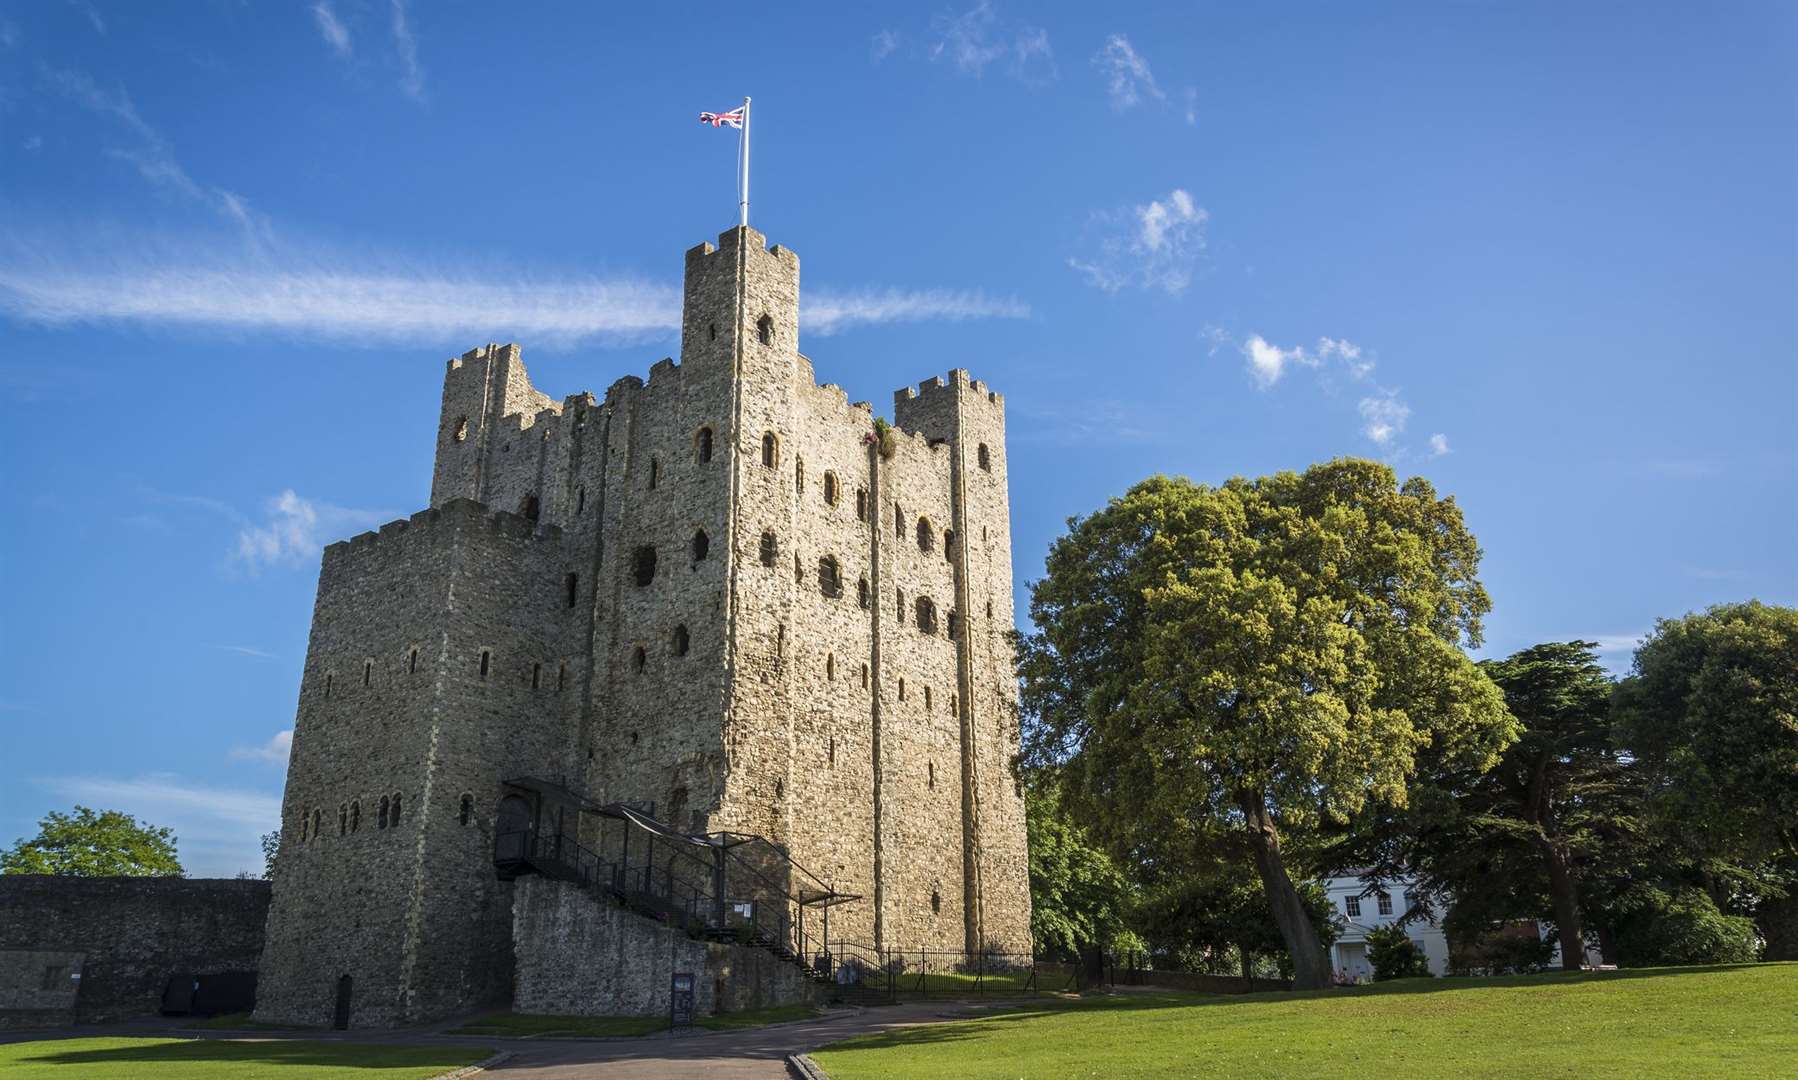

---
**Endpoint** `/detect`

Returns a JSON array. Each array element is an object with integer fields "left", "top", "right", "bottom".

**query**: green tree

[
  {"left": 261, "top": 829, "right": 281, "bottom": 880},
  {"left": 1026, "top": 778, "right": 1133, "bottom": 959},
  {"left": 1132, "top": 860, "right": 1337, "bottom": 981},
  {"left": 1365, "top": 923, "right": 1433, "bottom": 980},
  {"left": 1, "top": 805, "right": 183, "bottom": 877},
  {"left": 1019, "top": 461, "right": 1515, "bottom": 989}
]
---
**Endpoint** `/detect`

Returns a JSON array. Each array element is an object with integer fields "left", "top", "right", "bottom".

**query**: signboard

[{"left": 670, "top": 972, "right": 695, "bottom": 1028}]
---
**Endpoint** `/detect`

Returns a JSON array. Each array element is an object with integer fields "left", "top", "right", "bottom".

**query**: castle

[{"left": 254, "top": 226, "right": 1033, "bottom": 1027}]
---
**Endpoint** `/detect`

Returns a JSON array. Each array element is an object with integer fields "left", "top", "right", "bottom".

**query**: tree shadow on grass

[{"left": 12, "top": 1039, "right": 486, "bottom": 1072}]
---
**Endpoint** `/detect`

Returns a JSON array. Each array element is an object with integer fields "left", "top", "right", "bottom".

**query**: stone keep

[{"left": 256, "top": 227, "right": 1032, "bottom": 1027}]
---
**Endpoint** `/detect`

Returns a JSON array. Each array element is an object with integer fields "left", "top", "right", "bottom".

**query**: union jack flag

[{"left": 698, "top": 107, "right": 744, "bottom": 129}]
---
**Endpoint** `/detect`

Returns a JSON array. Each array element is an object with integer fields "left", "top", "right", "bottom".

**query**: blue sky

[{"left": 1, "top": 3, "right": 1793, "bottom": 876}]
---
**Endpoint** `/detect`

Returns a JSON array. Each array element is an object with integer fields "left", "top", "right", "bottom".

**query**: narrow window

[
  {"left": 978, "top": 443, "right": 991, "bottom": 471},
  {"left": 857, "top": 577, "right": 870, "bottom": 609},
  {"left": 898, "top": 678, "right": 906, "bottom": 701},
  {"left": 795, "top": 457, "right": 805, "bottom": 494},
  {"left": 916, "top": 596, "right": 937, "bottom": 633},
  {"left": 697, "top": 426, "right": 714, "bottom": 463},
  {"left": 459, "top": 794, "right": 473, "bottom": 826},
  {"left": 692, "top": 529, "right": 710, "bottom": 562},
  {"left": 363, "top": 660, "right": 372, "bottom": 687},
  {"left": 338, "top": 805, "right": 346, "bottom": 835},
  {"left": 633, "top": 646, "right": 647, "bottom": 673},
  {"left": 557, "top": 662, "right": 566, "bottom": 691},
  {"left": 818, "top": 555, "right": 843, "bottom": 597},
  {"left": 633, "top": 546, "right": 657, "bottom": 586},
  {"left": 949, "top": 693, "right": 958, "bottom": 716},
  {"left": 672, "top": 625, "right": 690, "bottom": 656},
  {"left": 531, "top": 662, "right": 542, "bottom": 690},
  {"left": 927, "top": 761, "right": 935, "bottom": 789},
  {"left": 897, "top": 588, "right": 906, "bottom": 624},
  {"left": 708, "top": 322, "right": 717, "bottom": 341},
  {"left": 986, "top": 600, "right": 993, "bottom": 618},
  {"left": 378, "top": 796, "right": 389, "bottom": 830},
  {"left": 924, "top": 685, "right": 933, "bottom": 710},
  {"left": 453, "top": 416, "right": 469, "bottom": 442},
  {"left": 762, "top": 431, "right": 778, "bottom": 468},
  {"left": 856, "top": 488, "right": 868, "bottom": 522},
  {"left": 520, "top": 494, "right": 540, "bottom": 521},
  {"left": 566, "top": 572, "right": 579, "bottom": 608},
  {"left": 760, "top": 530, "right": 778, "bottom": 567},
  {"left": 409, "top": 648, "right": 418, "bottom": 674},
  {"left": 1345, "top": 895, "right": 1361, "bottom": 917},
  {"left": 794, "top": 551, "right": 804, "bottom": 584},
  {"left": 576, "top": 486, "right": 586, "bottom": 514},
  {"left": 947, "top": 610, "right": 959, "bottom": 639},
  {"left": 828, "top": 737, "right": 836, "bottom": 766},
  {"left": 757, "top": 313, "right": 774, "bottom": 345},
  {"left": 301, "top": 814, "right": 309, "bottom": 842},
  {"left": 860, "top": 663, "right": 869, "bottom": 689},
  {"left": 313, "top": 808, "right": 321, "bottom": 839},
  {"left": 823, "top": 471, "right": 838, "bottom": 506},
  {"left": 1377, "top": 891, "right": 1393, "bottom": 916},
  {"left": 324, "top": 674, "right": 332, "bottom": 699},
  {"left": 391, "top": 792, "right": 401, "bottom": 825},
  {"left": 917, "top": 517, "right": 933, "bottom": 553},
  {"left": 931, "top": 889, "right": 942, "bottom": 914},
  {"left": 826, "top": 653, "right": 836, "bottom": 680},
  {"left": 350, "top": 801, "right": 360, "bottom": 833},
  {"left": 775, "top": 779, "right": 784, "bottom": 798},
  {"left": 943, "top": 529, "right": 954, "bottom": 560},
  {"left": 648, "top": 457, "right": 659, "bottom": 489},
  {"left": 894, "top": 503, "right": 904, "bottom": 538}
]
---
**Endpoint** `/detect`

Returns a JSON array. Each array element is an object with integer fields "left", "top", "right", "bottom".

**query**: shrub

[
  {"left": 1616, "top": 888, "right": 1761, "bottom": 966},
  {"left": 1366, "top": 924, "right": 1433, "bottom": 980}
]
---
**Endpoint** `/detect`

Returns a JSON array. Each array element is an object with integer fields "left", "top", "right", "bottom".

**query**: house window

[
  {"left": 823, "top": 471, "right": 838, "bottom": 506},
  {"left": 1345, "top": 895, "right": 1361, "bottom": 917},
  {"left": 757, "top": 314, "right": 774, "bottom": 345},
  {"left": 917, "top": 518, "right": 934, "bottom": 553},
  {"left": 978, "top": 443, "right": 991, "bottom": 471},
  {"left": 1377, "top": 891, "right": 1392, "bottom": 916},
  {"left": 760, "top": 530, "right": 778, "bottom": 567},
  {"left": 819, "top": 556, "right": 843, "bottom": 598},
  {"left": 696, "top": 427, "right": 714, "bottom": 463},
  {"left": 634, "top": 546, "right": 657, "bottom": 586},
  {"left": 943, "top": 529, "right": 954, "bottom": 560},
  {"left": 762, "top": 432, "right": 778, "bottom": 468},
  {"left": 671, "top": 625, "right": 690, "bottom": 656},
  {"left": 692, "top": 529, "right": 710, "bottom": 561},
  {"left": 927, "top": 760, "right": 935, "bottom": 789},
  {"left": 924, "top": 686, "right": 933, "bottom": 710}
]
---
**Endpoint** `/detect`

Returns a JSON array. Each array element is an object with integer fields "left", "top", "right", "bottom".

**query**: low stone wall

[
  {"left": 512, "top": 877, "right": 820, "bottom": 1018},
  {"left": 0, "top": 876, "right": 271, "bottom": 1028}
]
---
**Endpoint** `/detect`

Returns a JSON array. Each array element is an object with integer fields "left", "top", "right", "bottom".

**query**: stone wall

[
  {"left": 511, "top": 877, "right": 820, "bottom": 1018},
  {"left": 0, "top": 876, "right": 269, "bottom": 1028}
]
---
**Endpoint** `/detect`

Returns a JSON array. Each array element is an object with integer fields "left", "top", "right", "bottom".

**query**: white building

[{"left": 1323, "top": 871, "right": 1451, "bottom": 981}]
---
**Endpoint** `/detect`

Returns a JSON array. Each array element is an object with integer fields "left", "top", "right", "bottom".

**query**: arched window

[
  {"left": 312, "top": 808, "right": 321, "bottom": 839},
  {"left": 916, "top": 517, "right": 934, "bottom": 553},
  {"left": 391, "top": 793, "right": 402, "bottom": 825},
  {"left": 760, "top": 530, "right": 778, "bottom": 567},
  {"left": 692, "top": 529, "right": 710, "bottom": 562},
  {"left": 795, "top": 457, "right": 805, "bottom": 494},
  {"left": 458, "top": 794, "right": 473, "bottom": 826},
  {"left": 350, "top": 801, "right": 361, "bottom": 833},
  {"left": 378, "top": 796, "right": 389, "bottom": 829},
  {"left": 520, "top": 494, "right": 540, "bottom": 521},
  {"left": 696, "top": 427, "right": 714, "bottom": 463},
  {"left": 823, "top": 471, "right": 838, "bottom": 506},
  {"left": 633, "top": 546, "right": 657, "bottom": 586},
  {"left": 978, "top": 443, "right": 991, "bottom": 471},
  {"left": 916, "top": 596, "right": 938, "bottom": 634},
  {"left": 943, "top": 530, "right": 954, "bottom": 560},
  {"left": 648, "top": 457, "right": 659, "bottom": 489},
  {"left": 858, "top": 577, "right": 870, "bottom": 609},
  {"left": 757, "top": 314, "right": 774, "bottom": 345},
  {"left": 761, "top": 431, "right": 778, "bottom": 468},
  {"left": 480, "top": 650, "right": 490, "bottom": 679},
  {"left": 671, "top": 624, "right": 690, "bottom": 657},
  {"left": 931, "top": 888, "right": 942, "bottom": 913},
  {"left": 818, "top": 556, "right": 843, "bottom": 598},
  {"left": 409, "top": 648, "right": 418, "bottom": 674}
]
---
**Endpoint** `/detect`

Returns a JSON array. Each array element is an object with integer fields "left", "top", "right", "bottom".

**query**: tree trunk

[
  {"left": 1541, "top": 841, "right": 1585, "bottom": 971},
  {"left": 1239, "top": 948, "right": 1253, "bottom": 985},
  {"left": 1238, "top": 789, "right": 1332, "bottom": 990}
]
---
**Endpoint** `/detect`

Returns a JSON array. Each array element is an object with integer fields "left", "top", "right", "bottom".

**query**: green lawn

[
  {"left": 0, "top": 1038, "right": 489, "bottom": 1079},
  {"left": 811, "top": 963, "right": 1798, "bottom": 1079}
]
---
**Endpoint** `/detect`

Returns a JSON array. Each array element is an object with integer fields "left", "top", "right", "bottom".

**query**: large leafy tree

[
  {"left": 1, "top": 805, "right": 183, "bottom": 877},
  {"left": 1020, "top": 460, "right": 1515, "bottom": 989},
  {"left": 1132, "top": 858, "right": 1337, "bottom": 981},
  {"left": 1025, "top": 780, "right": 1133, "bottom": 960}
]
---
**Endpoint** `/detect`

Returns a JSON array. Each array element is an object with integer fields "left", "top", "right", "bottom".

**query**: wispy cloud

[
  {"left": 1587, "top": 631, "right": 1647, "bottom": 674},
  {"left": 0, "top": 230, "right": 1029, "bottom": 346},
  {"left": 312, "top": 1, "right": 352, "bottom": 59},
  {"left": 230, "top": 730, "right": 293, "bottom": 763},
  {"left": 214, "top": 644, "right": 278, "bottom": 660},
  {"left": 1070, "top": 188, "right": 1208, "bottom": 293},
  {"left": 39, "top": 773, "right": 282, "bottom": 878},
  {"left": 389, "top": 0, "right": 425, "bottom": 102},
  {"left": 1182, "top": 87, "right": 1198, "bottom": 126},
  {"left": 64, "top": 0, "right": 105, "bottom": 34},
  {"left": 235, "top": 490, "right": 392, "bottom": 570},
  {"left": 1213, "top": 328, "right": 1443, "bottom": 455},
  {"left": 1429, "top": 433, "right": 1451, "bottom": 457},
  {"left": 1358, "top": 392, "right": 1410, "bottom": 446},
  {"left": 928, "top": 2, "right": 1054, "bottom": 83},
  {"left": 43, "top": 67, "right": 269, "bottom": 242},
  {"left": 871, "top": 28, "right": 901, "bottom": 62},
  {"left": 1093, "top": 34, "right": 1164, "bottom": 110}
]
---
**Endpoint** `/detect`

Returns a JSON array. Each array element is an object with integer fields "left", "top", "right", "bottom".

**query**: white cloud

[
  {"left": 234, "top": 490, "right": 392, "bottom": 570},
  {"left": 928, "top": 2, "right": 1054, "bottom": 83},
  {"left": 1358, "top": 393, "right": 1410, "bottom": 446},
  {"left": 1183, "top": 87, "right": 1198, "bottom": 126},
  {"left": 312, "top": 2, "right": 352, "bottom": 58},
  {"left": 65, "top": 0, "right": 105, "bottom": 34},
  {"left": 1093, "top": 34, "right": 1164, "bottom": 110},
  {"left": 1069, "top": 188, "right": 1208, "bottom": 293},
  {"left": 1429, "top": 433, "right": 1451, "bottom": 457},
  {"left": 390, "top": 0, "right": 426, "bottom": 102},
  {"left": 1243, "top": 334, "right": 1308, "bottom": 389},
  {"left": 44, "top": 68, "right": 268, "bottom": 241},
  {"left": 231, "top": 730, "right": 293, "bottom": 763},
  {"left": 40, "top": 773, "right": 282, "bottom": 878},
  {"left": 871, "top": 29, "right": 900, "bottom": 62},
  {"left": 0, "top": 232, "right": 1028, "bottom": 346},
  {"left": 214, "top": 644, "right": 278, "bottom": 660}
]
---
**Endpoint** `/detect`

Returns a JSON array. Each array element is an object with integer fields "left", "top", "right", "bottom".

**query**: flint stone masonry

[
  {"left": 257, "top": 226, "right": 1032, "bottom": 1028},
  {"left": 511, "top": 877, "right": 820, "bottom": 1017},
  {"left": 0, "top": 876, "right": 269, "bottom": 1028}
]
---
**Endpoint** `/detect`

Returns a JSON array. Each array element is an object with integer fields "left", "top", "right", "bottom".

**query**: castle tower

[{"left": 256, "top": 227, "right": 1030, "bottom": 1028}]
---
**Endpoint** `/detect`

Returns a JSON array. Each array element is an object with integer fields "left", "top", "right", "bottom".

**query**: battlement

[
  {"left": 325, "top": 498, "right": 562, "bottom": 565},
  {"left": 893, "top": 369, "right": 1004, "bottom": 410},
  {"left": 684, "top": 225, "right": 799, "bottom": 270}
]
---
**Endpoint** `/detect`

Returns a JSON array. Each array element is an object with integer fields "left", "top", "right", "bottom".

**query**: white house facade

[{"left": 1323, "top": 871, "right": 1451, "bottom": 981}]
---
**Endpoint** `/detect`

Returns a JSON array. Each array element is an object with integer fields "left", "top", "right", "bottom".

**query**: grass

[
  {"left": 811, "top": 963, "right": 1798, "bottom": 1079},
  {"left": 183, "top": 1013, "right": 310, "bottom": 1031},
  {"left": 885, "top": 969, "right": 1047, "bottom": 996},
  {"left": 0, "top": 1037, "right": 489, "bottom": 1079}
]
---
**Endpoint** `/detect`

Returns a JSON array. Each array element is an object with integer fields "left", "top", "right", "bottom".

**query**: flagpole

[{"left": 739, "top": 96, "right": 751, "bottom": 228}]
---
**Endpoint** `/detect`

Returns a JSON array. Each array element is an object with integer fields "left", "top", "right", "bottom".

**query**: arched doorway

[
  {"left": 333, "top": 974, "right": 353, "bottom": 1030},
  {"left": 494, "top": 794, "right": 532, "bottom": 863}
]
